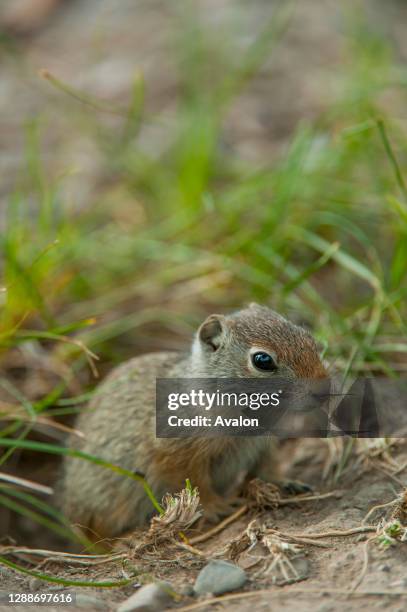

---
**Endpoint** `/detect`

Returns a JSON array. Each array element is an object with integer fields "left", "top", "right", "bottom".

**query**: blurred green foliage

[{"left": 2, "top": 4, "right": 406, "bottom": 376}]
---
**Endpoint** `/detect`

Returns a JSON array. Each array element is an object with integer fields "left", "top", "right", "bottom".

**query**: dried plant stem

[
  {"left": 351, "top": 536, "right": 376, "bottom": 592},
  {"left": 188, "top": 491, "right": 342, "bottom": 545},
  {"left": 0, "top": 546, "right": 125, "bottom": 565},
  {"left": 0, "top": 547, "right": 122, "bottom": 560},
  {"left": 0, "top": 473, "right": 53, "bottom": 495},
  {"left": 270, "top": 526, "right": 376, "bottom": 540},
  {"left": 373, "top": 463, "right": 406, "bottom": 487},
  {"left": 189, "top": 505, "right": 248, "bottom": 545},
  {"left": 362, "top": 499, "right": 399, "bottom": 525},
  {"left": 265, "top": 531, "right": 330, "bottom": 548},
  {"left": 176, "top": 586, "right": 407, "bottom": 611},
  {"left": 394, "top": 459, "right": 407, "bottom": 475},
  {"left": 277, "top": 490, "right": 342, "bottom": 505},
  {"left": 175, "top": 541, "right": 206, "bottom": 557}
]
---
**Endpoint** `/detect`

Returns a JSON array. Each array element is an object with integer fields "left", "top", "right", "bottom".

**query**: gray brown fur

[{"left": 60, "top": 304, "right": 326, "bottom": 538}]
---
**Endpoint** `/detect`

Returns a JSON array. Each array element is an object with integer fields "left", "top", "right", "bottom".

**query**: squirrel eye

[{"left": 252, "top": 351, "right": 277, "bottom": 372}]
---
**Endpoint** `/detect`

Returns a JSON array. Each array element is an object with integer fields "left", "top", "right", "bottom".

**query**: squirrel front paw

[
  {"left": 278, "top": 479, "right": 313, "bottom": 495},
  {"left": 200, "top": 496, "right": 244, "bottom": 524}
]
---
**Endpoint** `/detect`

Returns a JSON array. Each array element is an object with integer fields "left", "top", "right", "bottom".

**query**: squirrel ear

[{"left": 198, "top": 314, "right": 227, "bottom": 352}]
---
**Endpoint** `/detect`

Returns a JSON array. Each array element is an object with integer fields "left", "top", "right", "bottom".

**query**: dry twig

[{"left": 189, "top": 505, "right": 248, "bottom": 545}]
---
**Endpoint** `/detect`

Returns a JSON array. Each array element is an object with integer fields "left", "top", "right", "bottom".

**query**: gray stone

[
  {"left": 117, "top": 582, "right": 173, "bottom": 612},
  {"left": 178, "top": 584, "right": 195, "bottom": 597},
  {"left": 292, "top": 557, "right": 310, "bottom": 579},
  {"left": 272, "top": 556, "right": 310, "bottom": 585},
  {"left": 29, "top": 578, "right": 44, "bottom": 591},
  {"left": 379, "top": 564, "right": 391, "bottom": 572},
  {"left": 75, "top": 594, "right": 109, "bottom": 609},
  {"left": 47, "top": 586, "right": 65, "bottom": 592},
  {"left": 194, "top": 560, "right": 247, "bottom": 596}
]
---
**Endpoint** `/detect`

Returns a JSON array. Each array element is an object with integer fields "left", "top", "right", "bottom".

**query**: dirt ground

[
  {"left": 1, "top": 0, "right": 407, "bottom": 610},
  {"left": 1, "top": 439, "right": 407, "bottom": 611}
]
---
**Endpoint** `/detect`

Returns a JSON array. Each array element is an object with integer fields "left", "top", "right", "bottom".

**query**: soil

[{"left": 1, "top": 439, "right": 407, "bottom": 611}]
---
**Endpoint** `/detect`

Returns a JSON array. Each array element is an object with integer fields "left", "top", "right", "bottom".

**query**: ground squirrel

[{"left": 60, "top": 304, "right": 327, "bottom": 538}]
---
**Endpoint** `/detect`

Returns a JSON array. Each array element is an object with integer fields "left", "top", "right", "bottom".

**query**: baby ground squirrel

[{"left": 60, "top": 304, "right": 327, "bottom": 538}]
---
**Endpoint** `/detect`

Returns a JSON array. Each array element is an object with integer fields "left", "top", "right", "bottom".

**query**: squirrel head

[{"left": 190, "top": 303, "right": 327, "bottom": 379}]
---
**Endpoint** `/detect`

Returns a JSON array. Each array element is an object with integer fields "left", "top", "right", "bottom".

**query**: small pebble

[
  {"left": 47, "top": 586, "right": 65, "bottom": 592},
  {"left": 194, "top": 560, "right": 247, "bottom": 596},
  {"left": 75, "top": 594, "right": 108, "bottom": 609},
  {"left": 292, "top": 557, "right": 309, "bottom": 579},
  {"left": 29, "top": 578, "right": 44, "bottom": 591},
  {"left": 273, "top": 557, "right": 310, "bottom": 584},
  {"left": 117, "top": 581, "right": 173, "bottom": 612},
  {"left": 379, "top": 564, "right": 391, "bottom": 572},
  {"left": 390, "top": 577, "right": 407, "bottom": 588},
  {"left": 178, "top": 584, "right": 195, "bottom": 597}
]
